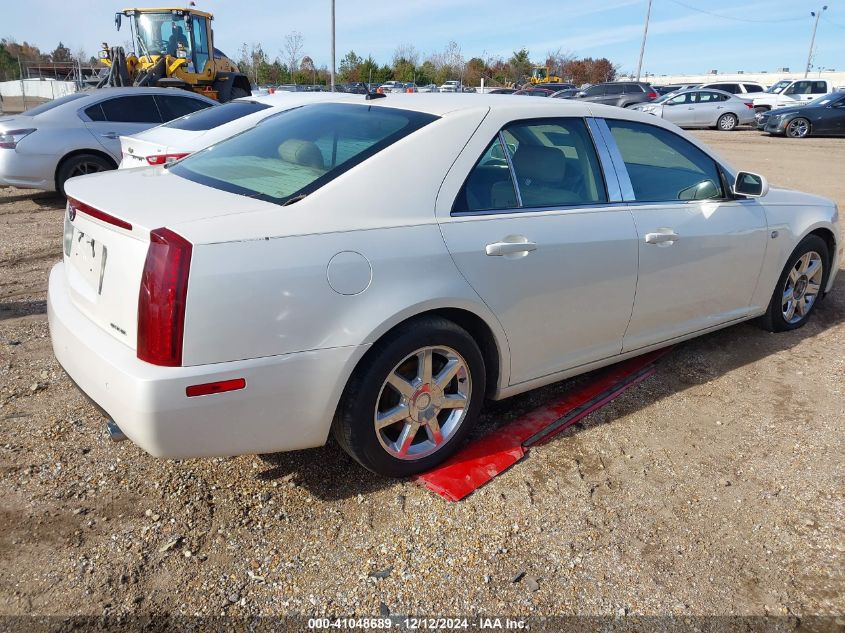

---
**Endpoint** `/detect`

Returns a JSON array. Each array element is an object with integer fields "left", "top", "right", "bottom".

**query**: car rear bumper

[
  {"left": 0, "top": 149, "right": 55, "bottom": 190},
  {"left": 48, "top": 263, "right": 360, "bottom": 459}
]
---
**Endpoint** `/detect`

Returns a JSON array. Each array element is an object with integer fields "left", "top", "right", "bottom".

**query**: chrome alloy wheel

[
  {"left": 786, "top": 118, "right": 810, "bottom": 138},
  {"left": 782, "top": 251, "right": 823, "bottom": 324},
  {"left": 69, "top": 161, "right": 107, "bottom": 177},
  {"left": 718, "top": 113, "right": 737, "bottom": 131},
  {"left": 374, "top": 346, "right": 471, "bottom": 460}
]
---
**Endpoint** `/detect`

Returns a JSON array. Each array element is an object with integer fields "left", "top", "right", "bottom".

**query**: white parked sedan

[
  {"left": 119, "top": 91, "right": 359, "bottom": 168},
  {"left": 48, "top": 95, "right": 842, "bottom": 477},
  {"left": 633, "top": 88, "right": 755, "bottom": 130}
]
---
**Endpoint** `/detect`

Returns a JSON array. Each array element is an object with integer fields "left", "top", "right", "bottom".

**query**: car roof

[
  {"left": 77, "top": 87, "right": 217, "bottom": 100},
  {"left": 669, "top": 87, "right": 742, "bottom": 98}
]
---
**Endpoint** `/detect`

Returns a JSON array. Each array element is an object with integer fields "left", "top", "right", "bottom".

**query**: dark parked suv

[{"left": 575, "top": 82, "right": 658, "bottom": 108}]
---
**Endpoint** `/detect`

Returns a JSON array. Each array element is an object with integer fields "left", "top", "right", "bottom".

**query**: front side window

[
  {"left": 171, "top": 103, "right": 437, "bottom": 205},
  {"left": 453, "top": 118, "right": 607, "bottom": 213},
  {"left": 606, "top": 119, "right": 723, "bottom": 202},
  {"left": 98, "top": 95, "right": 161, "bottom": 123},
  {"left": 191, "top": 16, "right": 210, "bottom": 72},
  {"left": 583, "top": 85, "right": 605, "bottom": 97},
  {"left": 786, "top": 81, "right": 811, "bottom": 95}
]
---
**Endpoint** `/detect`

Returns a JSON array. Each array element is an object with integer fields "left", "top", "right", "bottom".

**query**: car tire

[
  {"left": 332, "top": 315, "right": 486, "bottom": 477},
  {"left": 760, "top": 235, "right": 829, "bottom": 332},
  {"left": 717, "top": 113, "right": 738, "bottom": 131},
  {"left": 786, "top": 117, "right": 811, "bottom": 138},
  {"left": 56, "top": 153, "right": 115, "bottom": 196}
]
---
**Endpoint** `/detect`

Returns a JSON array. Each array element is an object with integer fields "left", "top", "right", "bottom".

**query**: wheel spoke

[
  {"left": 795, "top": 297, "right": 806, "bottom": 317},
  {"left": 804, "top": 259, "right": 822, "bottom": 281},
  {"left": 376, "top": 404, "right": 410, "bottom": 430},
  {"left": 387, "top": 373, "right": 415, "bottom": 399},
  {"left": 395, "top": 422, "right": 420, "bottom": 457},
  {"left": 440, "top": 394, "right": 467, "bottom": 410},
  {"left": 788, "top": 267, "right": 800, "bottom": 284},
  {"left": 806, "top": 281, "right": 821, "bottom": 296},
  {"left": 433, "top": 358, "right": 461, "bottom": 390},
  {"left": 782, "top": 287, "right": 794, "bottom": 304},
  {"left": 425, "top": 418, "right": 443, "bottom": 445},
  {"left": 797, "top": 253, "right": 811, "bottom": 274},
  {"left": 417, "top": 349, "right": 433, "bottom": 384},
  {"left": 784, "top": 301, "right": 796, "bottom": 322}
]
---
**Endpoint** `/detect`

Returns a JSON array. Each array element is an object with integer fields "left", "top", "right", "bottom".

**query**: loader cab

[{"left": 120, "top": 9, "right": 214, "bottom": 77}]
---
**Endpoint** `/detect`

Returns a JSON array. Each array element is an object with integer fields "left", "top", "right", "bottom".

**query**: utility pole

[
  {"left": 635, "top": 0, "right": 652, "bottom": 81},
  {"left": 805, "top": 5, "right": 827, "bottom": 78},
  {"left": 330, "top": 0, "right": 336, "bottom": 91}
]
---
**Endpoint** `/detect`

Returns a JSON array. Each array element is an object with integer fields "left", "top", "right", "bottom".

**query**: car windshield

[
  {"left": 164, "top": 101, "right": 271, "bottom": 131},
  {"left": 170, "top": 102, "right": 438, "bottom": 205},
  {"left": 805, "top": 92, "right": 845, "bottom": 107},
  {"left": 766, "top": 80, "right": 791, "bottom": 94},
  {"left": 653, "top": 91, "right": 683, "bottom": 104},
  {"left": 20, "top": 92, "right": 88, "bottom": 116},
  {"left": 133, "top": 12, "right": 190, "bottom": 57}
]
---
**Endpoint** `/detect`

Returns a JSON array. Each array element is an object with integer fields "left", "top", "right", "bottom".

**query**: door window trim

[{"left": 588, "top": 117, "right": 635, "bottom": 201}]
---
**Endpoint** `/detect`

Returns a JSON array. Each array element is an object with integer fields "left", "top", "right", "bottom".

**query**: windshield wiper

[{"left": 282, "top": 194, "right": 307, "bottom": 206}]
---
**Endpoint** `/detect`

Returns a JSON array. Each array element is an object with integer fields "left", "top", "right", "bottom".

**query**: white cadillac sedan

[{"left": 48, "top": 95, "right": 842, "bottom": 477}]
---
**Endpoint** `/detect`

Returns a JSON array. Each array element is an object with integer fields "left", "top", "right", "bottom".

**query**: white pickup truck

[{"left": 750, "top": 78, "right": 833, "bottom": 113}]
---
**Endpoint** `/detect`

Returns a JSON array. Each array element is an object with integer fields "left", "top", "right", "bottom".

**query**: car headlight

[{"left": 0, "top": 128, "right": 36, "bottom": 149}]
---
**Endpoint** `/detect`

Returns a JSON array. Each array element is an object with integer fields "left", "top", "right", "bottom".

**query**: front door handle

[
  {"left": 644, "top": 230, "right": 680, "bottom": 245},
  {"left": 100, "top": 132, "right": 119, "bottom": 139},
  {"left": 485, "top": 236, "right": 537, "bottom": 257}
]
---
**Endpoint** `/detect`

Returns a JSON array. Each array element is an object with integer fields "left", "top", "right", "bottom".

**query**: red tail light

[
  {"left": 745, "top": 102, "right": 754, "bottom": 109},
  {"left": 646, "top": 92, "right": 658, "bottom": 99},
  {"left": 137, "top": 228, "right": 192, "bottom": 366},
  {"left": 145, "top": 153, "right": 190, "bottom": 166},
  {"left": 67, "top": 197, "right": 132, "bottom": 231}
]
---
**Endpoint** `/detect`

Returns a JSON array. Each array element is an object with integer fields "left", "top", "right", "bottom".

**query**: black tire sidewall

[
  {"left": 335, "top": 318, "right": 486, "bottom": 477},
  {"left": 764, "top": 235, "right": 829, "bottom": 331},
  {"left": 57, "top": 154, "right": 114, "bottom": 196}
]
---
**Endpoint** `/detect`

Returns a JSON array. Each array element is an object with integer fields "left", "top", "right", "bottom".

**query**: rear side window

[
  {"left": 171, "top": 103, "right": 437, "bottom": 205},
  {"left": 606, "top": 119, "right": 723, "bottom": 202},
  {"left": 811, "top": 81, "right": 827, "bottom": 94},
  {"left": 623, "top": 84, "right": 644, "bottom": 93},
  {"left": 695, "top": 92, "right": 728, "bottom": 103},
  {"left": 98, "top": 95, "right": 162, "bottom": 123},
  {"left": 742, "top": 84, "right": 764, "bottom": 93},
  {"left": 453, "top": 118, "right": 607, "bottom": 213},
  {"left": 155, "top": 95, "right": 213, "bottom": 122},
  {"left": 164, "top": 100, "right": 272, "bottom": 131},
  {"left": 606, "top": 84, "right": 624, "bottom": 95}
]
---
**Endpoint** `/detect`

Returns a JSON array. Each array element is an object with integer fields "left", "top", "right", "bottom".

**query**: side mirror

[
  {"left": 733, "top": 171, "right": 769, "bottom": 198},
  {"left": 114, "top": 12, "right": 122, "bottom": 30}
]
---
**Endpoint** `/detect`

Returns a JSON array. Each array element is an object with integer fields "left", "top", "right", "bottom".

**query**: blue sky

[{"left": 4, "top": 0, "right": 844, "bottom": 76}]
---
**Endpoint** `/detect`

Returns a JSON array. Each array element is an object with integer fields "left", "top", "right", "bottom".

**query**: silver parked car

[
  {"left": 0, "top": 87, "right": 215, "bottom": 194},
  {"left": 633, "top": 88, "right": 755, "bottom": 130}
]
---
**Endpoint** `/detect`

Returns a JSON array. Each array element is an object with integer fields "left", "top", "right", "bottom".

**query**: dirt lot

[{"left": 1, "top": 130, "right": 843, "bottom": 621}]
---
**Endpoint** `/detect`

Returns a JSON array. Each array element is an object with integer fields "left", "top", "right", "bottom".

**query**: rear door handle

[
  {"left": 485, "top": 238, "right": 537, "bottom": 257},
  {"left": 645, "top": 230, "right": 680, "bottom": 245}
]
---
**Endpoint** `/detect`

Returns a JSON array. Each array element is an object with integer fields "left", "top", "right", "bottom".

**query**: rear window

[
  {"left": 23, "top": 92, "right": 88, "bottom": 116},
  {"left": 171, "top": 102, "right": 438, "bottom": 205},
  {"left": 164, "top": 100, "right": 272, "bottom": 131}
]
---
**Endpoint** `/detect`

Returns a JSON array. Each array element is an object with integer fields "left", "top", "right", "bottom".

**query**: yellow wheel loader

[
  {"left": 528, "top": 66, "right": 563, "bottom": 85},
  {"left": 97, "top": 7, "right": 252, "bottom": 102}
]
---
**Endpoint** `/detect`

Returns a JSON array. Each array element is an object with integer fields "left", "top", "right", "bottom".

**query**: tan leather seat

[
  {"left": 277, "top": 139, "right": 325, "bottom": 170},
  {"left": 490, "top": 145, "right": 580, "bottom": 208}
]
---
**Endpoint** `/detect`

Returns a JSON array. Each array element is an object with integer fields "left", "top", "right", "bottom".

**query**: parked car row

[{"left": 45, "top": 93, "right": 841, "bottom": 477}]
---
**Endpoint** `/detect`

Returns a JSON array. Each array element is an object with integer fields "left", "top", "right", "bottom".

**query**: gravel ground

[{"left": 0, "top": 130, "right": 843, "bottom": 620}]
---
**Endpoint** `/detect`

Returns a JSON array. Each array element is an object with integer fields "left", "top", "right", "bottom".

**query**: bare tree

[
  {"left": 282, "top": 31, "right": 304, "bottom": 83},
  {"left": 392, "top": 44, "right": 419, "bottom": 67}
]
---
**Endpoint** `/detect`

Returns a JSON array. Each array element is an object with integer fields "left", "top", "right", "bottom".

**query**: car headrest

[
  {"left": 512, "top": 145, "right": 566, "bottom": 183},
  {"left": 278, "top": 139, "right": 324, "bottom": 170}
]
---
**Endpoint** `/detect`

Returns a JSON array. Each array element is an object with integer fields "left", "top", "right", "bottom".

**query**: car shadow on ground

[
  {"left": 256, "top": 268, "right": 845, "bottom": 502},
  {"left": 0, "top": 299, "right": 47, "bottom": 322},
  {"left": 0, "top": 189, "right": 64, "bottom": 208}
]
